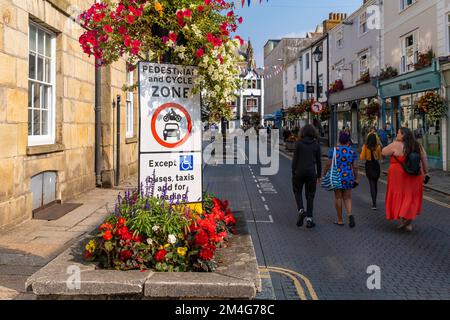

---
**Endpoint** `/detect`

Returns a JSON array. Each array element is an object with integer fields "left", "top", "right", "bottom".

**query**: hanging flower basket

[
  {"left": 415, "top": 92, "right": 448, "bottom": 121},
  {"left": 328, "top": 79, "right": 344, "bottom": 94},
  {"left": 360, "top": 100, "right": 380, "bottom": 126},
  {"left": 78, "top": 0, "right": 244, "bottom": 121}
]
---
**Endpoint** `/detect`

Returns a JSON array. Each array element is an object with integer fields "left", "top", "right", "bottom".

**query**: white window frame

[
  {"left": 400, "top": 31, "right": 418, "bottom": 74},
  {"left": 335, "top": 60, "right": 345, "bottom": 80},
  {"left": 359, "top": 51, "right": 369, "bottom": 78},
  {"left": 400, "top": 0, "right": 416, "bottom": 12},
  {"left": 126, "top": 69, "right": 134, "bottom": 138},
  {"left": 28, "top": 21, "right": 56, "bottom": 146},
  {"left": 336, "top": 28, "right": 344, "bottom": 49},
  {"left": 446, "top": 12, "right": 450, "bottom": 54},
  {"left": 246, "top": 98, "right": 258, "bottom": 113},
  {"left": 359, "top": 12, "right": 368, "bottom": 36}
]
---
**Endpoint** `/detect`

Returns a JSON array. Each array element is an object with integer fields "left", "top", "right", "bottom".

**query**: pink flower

[
  {"left": 123, "top": 35, "right": 131, "bottom": 47},
  {"left": 183, "top": 9, "right": 192, "bottom": 18},
  {"left": 168, "top": 31, "right": 177, "bottom": 43},
  {"left": 204, "top": 0, "right": 212, "bottom": 5},
  {"left": 118, "top": 25, "right": 127, "bottom": 35},
  {"left": 126, "top": 15, "right": 135, "bottom": 24},
  {"left": 103, "top": 25, "right": 113, "bottom": 33},
  {"left": 196, "top": 48, "right": 204, "bottom": 58},
  {"left": 238, "top": 17, "right": 243, "bottom": 24}
]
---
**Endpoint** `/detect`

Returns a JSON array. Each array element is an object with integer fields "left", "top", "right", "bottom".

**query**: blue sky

[{"left": 234, "top": 0, "right": 362, "bottom": 67}]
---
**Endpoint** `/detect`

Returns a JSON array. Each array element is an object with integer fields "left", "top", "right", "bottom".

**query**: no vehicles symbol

[{"left": 151, "top": 102, "right": 192, "bottom": 149}]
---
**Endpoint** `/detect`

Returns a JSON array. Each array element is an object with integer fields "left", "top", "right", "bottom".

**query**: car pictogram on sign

[{"left": 163, "top": 123, "right": 181, "bottom": 141}]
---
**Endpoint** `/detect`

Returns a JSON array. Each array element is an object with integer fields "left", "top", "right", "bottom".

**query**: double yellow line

[{"left": 259, "top": 266, "right": 319, "bottom": 300}]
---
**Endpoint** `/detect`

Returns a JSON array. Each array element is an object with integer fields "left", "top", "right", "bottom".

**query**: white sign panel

[
  {"left": 139, "top": 152, "right": 202, "bottom": 204},
  {"left": 139, "top": 62, "right": 201, "bottom": 153},
  {"left": 138, "top": 62, "right": 203, "bottom": 204}
]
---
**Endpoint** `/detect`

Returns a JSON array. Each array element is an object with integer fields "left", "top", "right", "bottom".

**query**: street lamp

[{"left": 312, "top": 46, "right": 323, "bottom": 102}]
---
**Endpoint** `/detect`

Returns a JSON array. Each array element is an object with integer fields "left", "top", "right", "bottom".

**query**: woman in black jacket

[{"left": 292, "top": 124, "right": 322, "bottom": 229}]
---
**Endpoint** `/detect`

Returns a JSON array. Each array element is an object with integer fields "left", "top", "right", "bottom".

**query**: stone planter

[{"left": 25, "top": 213, "right": 261, "bottom": 300}]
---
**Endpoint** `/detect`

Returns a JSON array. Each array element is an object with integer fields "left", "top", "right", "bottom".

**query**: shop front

[
  {"left": 379, "top": 61, "right": 443, "bottom": 170},
  {"left": 328, "top": 81, "right": 378, "bottom": 147}
]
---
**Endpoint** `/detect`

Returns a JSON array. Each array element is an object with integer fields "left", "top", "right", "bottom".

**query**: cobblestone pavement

[{"left": 204, "top": 147, "right": 450, "bottom": 300}]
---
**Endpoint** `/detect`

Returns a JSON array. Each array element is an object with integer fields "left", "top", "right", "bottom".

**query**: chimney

[{"left": 323, "top": 12, "right": 348, "bottom": 33}]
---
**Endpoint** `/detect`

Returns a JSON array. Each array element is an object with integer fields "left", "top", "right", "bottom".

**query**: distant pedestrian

[
  {"left": 360, "top": 133, "right": 382, "bottom": 210},
  {"left": 324, "top": 132, "right": 358, "bottom": 228},
  {"left": 292, "top": 125, "right": 322, "bottom": 229},
  {"left": 378, "top": 125, "right": 389, "bottom": 148},
  {"left": 382, "top": 127, "right": 429, "bottom": 232}
]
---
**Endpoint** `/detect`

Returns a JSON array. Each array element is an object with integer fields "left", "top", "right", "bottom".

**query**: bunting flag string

[{"left": 237, "top": 0, "right": 269, "bottom": 8}]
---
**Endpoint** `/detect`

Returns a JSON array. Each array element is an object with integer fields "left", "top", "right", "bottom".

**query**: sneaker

[
  {"left": 296, "top": 209, "right": 306, "bottom": 227},
  {"left": 306, "top": 220, "right": 316, "bottom": 229},
  {"left": 371, "top": 206, "right": 377, "bottom": 211}
]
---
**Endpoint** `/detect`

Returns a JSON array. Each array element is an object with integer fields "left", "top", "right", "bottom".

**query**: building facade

[
  {"left": 328, "top": 0, "right": 382, "bottom": 146},
  {"left": 0, "top": 0, "right": 138, "bottom": 229},
  {"left": 380, "top": 0, "right": 449, "bottom": 170}
]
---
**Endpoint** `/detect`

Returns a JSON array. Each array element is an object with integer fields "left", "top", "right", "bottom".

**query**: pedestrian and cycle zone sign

[{"left": 138, "top": 62, "right": 202, "bottom": 204}]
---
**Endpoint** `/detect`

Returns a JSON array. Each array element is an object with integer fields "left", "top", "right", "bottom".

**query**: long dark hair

[
  {"left": 300, "top": 124, "right": 319, "bottom": 140},
  {"left": 400, "top": 127, "right": 420, "bottom": 157},
  {"left": 366, "top": 133, "right": 378, "bottom": 150}
]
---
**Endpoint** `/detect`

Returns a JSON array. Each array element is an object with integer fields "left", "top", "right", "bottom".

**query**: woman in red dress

[{"left": 382, "top": 127, "right": 429, "bottom": 232}]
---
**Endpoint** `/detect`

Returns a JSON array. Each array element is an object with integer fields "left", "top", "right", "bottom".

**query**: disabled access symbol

[{"left": 180, "top": 155, "right": 194, "bottom": 171}]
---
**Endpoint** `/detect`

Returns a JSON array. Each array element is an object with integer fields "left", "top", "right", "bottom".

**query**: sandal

[{"left": 334, "top": 221, "right": 345, "bottom": 226}]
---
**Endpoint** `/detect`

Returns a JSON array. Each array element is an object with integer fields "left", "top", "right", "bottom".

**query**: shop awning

[{"left": 328, "top": 82, "right": 378, "bottom": 105}]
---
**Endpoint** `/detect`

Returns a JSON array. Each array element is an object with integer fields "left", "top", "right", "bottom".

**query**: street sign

[
  {"left": 297, "top": 84, "right": 305, "bottom": 93},
  {"left": 306, "top": 85, "right": 315, "bottom": 94},
  {"left": 311, "top": 102, "right": 324, "bottom": 114},
  {"left": 138, "top": 62, "right": 203, "bottom": 204}
]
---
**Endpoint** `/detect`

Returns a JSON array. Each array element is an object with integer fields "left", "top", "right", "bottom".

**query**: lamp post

[{"left": 312, "top": 46, "right": 323, "bottom": 103}]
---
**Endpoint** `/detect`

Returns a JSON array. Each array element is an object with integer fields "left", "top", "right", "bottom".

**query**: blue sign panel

[
  {"left": 297, "top": 84, "right": 305, "bottom": 93},
  {"left": 180, "top": 155, "right": 194, "bottom": 171}
]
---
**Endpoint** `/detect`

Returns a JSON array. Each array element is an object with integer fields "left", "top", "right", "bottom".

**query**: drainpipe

[
  {"left": 95, "top": 66, "right": 102, "bottom": 186},
  {"left": 115, "top": 95, "right": 121, "bottom": 186}
]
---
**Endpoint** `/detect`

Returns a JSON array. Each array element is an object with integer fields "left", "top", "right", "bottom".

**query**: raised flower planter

[{"left": 25, "top": 209, "right": 260, "bottom": 299}]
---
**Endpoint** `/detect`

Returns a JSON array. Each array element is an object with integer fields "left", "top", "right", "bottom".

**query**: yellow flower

[
  {"left": 85, "top": 240, "right": 96, "bottom": 254},
  {"left": 177, "top": 247, "right": 188, "bottom": 257},
  {"left": 164, "top": 243, "right": 171, "bottom": 249},
  {"left": 154, "top": 1, "right": 163, "bottom": 16}
]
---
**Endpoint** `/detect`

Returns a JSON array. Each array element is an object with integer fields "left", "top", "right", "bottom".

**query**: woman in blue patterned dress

[{"left": 323, "top": 132, "right": 359, "bottom": 228}]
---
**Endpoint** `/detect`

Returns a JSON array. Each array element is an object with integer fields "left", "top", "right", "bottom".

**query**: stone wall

[{"left": 0, "top": 0, "right": 138, "bottom": 229}]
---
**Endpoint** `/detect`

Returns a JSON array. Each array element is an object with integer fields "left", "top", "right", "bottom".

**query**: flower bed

[{"left": 84, "top": 184, "right": 237, "bottom": 273}]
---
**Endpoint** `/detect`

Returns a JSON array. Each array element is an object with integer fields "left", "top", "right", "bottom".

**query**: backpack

[{"left": 393, "top": 152, "right": 421, "bottom": 176}]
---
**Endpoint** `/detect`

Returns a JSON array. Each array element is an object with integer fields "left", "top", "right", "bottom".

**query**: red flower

[
  {"left": 99, "top": 222, "right": 113, "bottom": 231},
  {"left": 227, "top": 11, "right": 234, "bottom": 17},
  {"left": 196, "top": 48, "right": 204, "bottom": 58},
  {"left": 126, "top": 15, "right": 135, "bottom": 24},
  {"left": 120, "top": 250, "right": 133, "bottom": 261},
  {"left": 238, "top": 17, "right": 243, "bottom": 24},
  {"left": 204, "top": 0, "right": 212, "bottom": 5},
  {"left": 197, "top": 5, "right": 204, "bottom": 12},
  {"left": 103, "top": 25, "right": 113, "bottom": 33},
  {"left": 168, "top": 32, "right": 177, "bottom": 43},
  {"left": 117, "top": 226, "right": 132, "bottom": 240},
  {"left": 183, "top": 9, "right": 192, "bottom": 18},
  {"left": 103, "top": 230, "right": 113, "bottom": 241},
  {"left": 123, "top": 35, "right": 131, "bottom": 47},
  {"left": 177, "top": 18, "right": 185, "bottom": 28},
  {"left": 155, "top": 250, "right": 167, "bottom": 262},
  {"left": 118, "top": 217, "right": 126, "bottom": 227},
  {"left": 93, "top": 12, "right": 105, "bottom": 23},
  {"left": 218, "top": 54, "right": 223, "bottom": 64},
  {"left": 199, "top": 246, "right": 215, "bottom": 261},
  {"left": 194, "top": 229, "right": 209, "bottom": 246},
  {"left": 118, "top": 25, "right": 127, "bottom": 35}
]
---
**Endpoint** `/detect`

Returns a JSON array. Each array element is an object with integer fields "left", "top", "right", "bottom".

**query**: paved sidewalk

[
  {"left": 281, "top": 144, "right": 450, "bottom": 196},
  {"left": 0, "top": 187, "right": 124, "bottom": 300}
]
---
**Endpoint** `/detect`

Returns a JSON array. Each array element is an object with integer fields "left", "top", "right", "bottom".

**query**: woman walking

[
  {"left": 360, "top": 133, "right": 382, "bottom": 210},
  {"left": 324, "top": 132, "right": 358, "bottom": 228},
  {"left": 382, "top": 127, "right": 428, "bottom": 232},
  {"left": 292, "top": 125, "right": 322, "bottom": 229}
]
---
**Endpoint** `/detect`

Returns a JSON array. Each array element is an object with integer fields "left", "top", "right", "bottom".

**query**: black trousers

[
  {"left": 368, "top": 178, "right": 378, "bottom": 206},
  {"left": 292, "top": 176, "right": 317, "bottom": 218}
]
